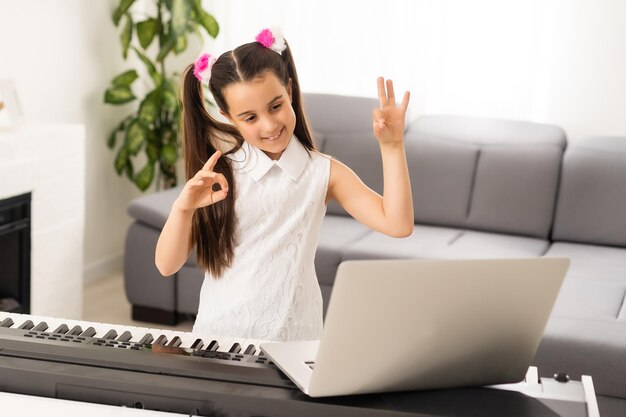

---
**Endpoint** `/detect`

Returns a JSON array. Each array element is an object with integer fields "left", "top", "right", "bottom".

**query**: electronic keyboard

[{"left": 0, "top": 311, "right": 597, "bottom": 417}]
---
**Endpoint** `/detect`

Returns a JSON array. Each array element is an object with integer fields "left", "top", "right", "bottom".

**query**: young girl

[{"left": 155, "top": 28, "right": 413, "bottom": 342}]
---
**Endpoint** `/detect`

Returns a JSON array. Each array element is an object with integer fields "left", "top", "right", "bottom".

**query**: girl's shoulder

[{"left": 311, "top": 149, "right": 333, "bottom": 161}]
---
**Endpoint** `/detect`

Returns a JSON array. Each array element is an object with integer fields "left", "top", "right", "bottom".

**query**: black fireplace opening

[{"left": 0, "top": 192, "right": 31, "bottom": 313}]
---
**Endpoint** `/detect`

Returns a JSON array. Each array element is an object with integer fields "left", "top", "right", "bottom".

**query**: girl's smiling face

[{"left": 222, "top": 71, "right": 295, "bottom": 160}]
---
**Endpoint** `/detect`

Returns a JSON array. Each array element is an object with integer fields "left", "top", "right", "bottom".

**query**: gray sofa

[{"left": 125, "top": 93, "right": 626, "bottom": 417}]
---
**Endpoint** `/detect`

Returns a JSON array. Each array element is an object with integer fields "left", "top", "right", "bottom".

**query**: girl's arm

[
  {"left": 326, "top": 77, "right": 413, "bottom": 238},
  {"left": 155, "top": 151, "right": 229, "bottom": 276}
]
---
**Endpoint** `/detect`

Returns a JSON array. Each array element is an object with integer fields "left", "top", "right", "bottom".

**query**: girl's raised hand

[
  {"left": 175, "top": 150, "right": 229, "bottom": 212},
  {"left": 372, "top": 77, "right": 410, "bottom": 145}
]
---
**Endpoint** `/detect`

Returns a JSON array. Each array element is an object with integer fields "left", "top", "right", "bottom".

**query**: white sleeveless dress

[{"left": 192, "top": 136, "right": 330, "bottom": 341}]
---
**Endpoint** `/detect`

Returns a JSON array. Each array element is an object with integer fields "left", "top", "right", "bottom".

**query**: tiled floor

[{"left": 83, "top": 272, "right": 193, "bottom": 332}]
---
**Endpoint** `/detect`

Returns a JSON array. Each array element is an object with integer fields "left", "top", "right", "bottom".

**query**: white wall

[
  {"left": 0, "top": 0, "right": 143, "bottom": 283},
  {"left": 210, "top": 0, "right": 626, "bottom": 141}
]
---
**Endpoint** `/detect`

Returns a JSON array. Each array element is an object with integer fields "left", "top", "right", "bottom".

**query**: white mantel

[{"left": 0, "top": 124, "right": 85, "bottom": 319}]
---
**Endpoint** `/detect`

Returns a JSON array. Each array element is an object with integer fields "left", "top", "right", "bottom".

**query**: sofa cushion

[
  {"left": 465, "top": 144, "right": 563, "bottom": 238},
  {"left": 341, "top": 227, "right": 547, "bottom": 263},
  {"left": 408, "top": 115, "right": 565, "bottom": 238},
  {"left": 544, "top": 242, "right": 626, "bottom": 320},
  {"left": 340, "top": 224, "right": 462, "bottom": 261},
  {"left": 303, "top": 93, "right": 382, "bottom": 217},
  {"left": 439, "top": 230, "right": 549, "bottom": 258},
  {"left": 127, "top": 185, "right": 182, "bottom": 229},
  {"left": 552, "top": 136, "right": 626, "bottom": 246},
  {"left": 404, "top": 137, "right": 478, "bottom": 228}
]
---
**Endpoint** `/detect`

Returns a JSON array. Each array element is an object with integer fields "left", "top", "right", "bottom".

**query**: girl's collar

[{"left": 227, "top": 136, "right": 309, "bottom": 182}]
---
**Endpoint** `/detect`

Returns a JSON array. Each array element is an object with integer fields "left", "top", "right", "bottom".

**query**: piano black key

[
  {"left": 17, "top": 320, "right": 34, "bottom": 330},
  {"left": 243, "top": 344, "right": 256, "bottom": 355},
  {"left": 32, "top": 322, "right": 48, "bottom": 332},
  {"left": 0, "top": 318, "right": 14, "bottom": 328},
  {"left": 154, "top": 335, "right": 168, "bottom": 346},
  {"left": 68, "top": 325, "right": 83, "bottom": 336},
  {"left": 205, "top": 340, "right": 219, "bottom": 351},
  {"left": 116, "top": 331, "right": 132, "bottom": 342},
  {"left": 228, "top": 343, "right": 242, "bottom": 354},
  {"left": 102, "top": 329, "right": 118, "bottom": 340},
  {"left": 167, "top": 336, "right": 182, "bottom": 347},
  {"left": 80, "top": 327, "right": 97, "bottom": 337},
  {"left": 190, "top": 338, "right": 204, "bottom": 350},
  {"left": 138, "top": 333, "right": 153, "bottom": 345},
  {"left": 52, "top": 324, "right": 69, "bottom": 334}
]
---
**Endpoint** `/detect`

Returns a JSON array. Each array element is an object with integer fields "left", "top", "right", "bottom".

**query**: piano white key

[
  {"left": 0, "top": 310, "right": 13, "bottom": 322},
  {"left": 216, "top": 336, "right": 235, "bottom": 353},
  {"left": 144, "top": 327, "right": 171, "bottom": 344},
  {"left": 166, "top": 330, "right": 197, "bottom": 348}
]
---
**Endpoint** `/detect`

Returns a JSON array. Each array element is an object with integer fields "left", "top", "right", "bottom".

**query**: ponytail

[
  {"left": 180, "top": 64, "right": 240, "bottom": 277},
  {"left": 280, "top": 42, "right": 316, "bottom": 152}
]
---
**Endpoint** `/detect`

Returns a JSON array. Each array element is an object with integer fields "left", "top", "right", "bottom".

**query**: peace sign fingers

[
  {"left": 373, "top": 77, "right": 411, "bottom": 145},
  {"left": 377, "top": 77, "right": 410, "bottom": 112}
]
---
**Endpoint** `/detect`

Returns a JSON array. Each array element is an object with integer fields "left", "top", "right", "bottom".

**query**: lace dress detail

[{"left": 192, "top": 137, "right": 330, "bottom": 341}]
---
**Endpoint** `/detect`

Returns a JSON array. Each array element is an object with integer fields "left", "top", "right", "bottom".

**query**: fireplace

[{"left": 0, "top": 192, "right": 31, "bottom": 313}]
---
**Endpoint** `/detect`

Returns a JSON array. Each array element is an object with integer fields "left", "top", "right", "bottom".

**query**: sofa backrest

[
  {"left": 304, "top": 93, "right": 567, "bottom": 239},
  {"left": 552, "top": 136, "right": 626, "bottom": 246},
  {"left": 303, "top": 93, "right": 382, "bottom": 216},
  {"left": 407, "top": 115, "right": 566, "bottom": 238}
]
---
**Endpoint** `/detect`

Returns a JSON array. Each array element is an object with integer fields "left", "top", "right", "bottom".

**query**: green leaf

[
  {"left": 107, "top": 130, "right": 117, "bottom": 149},
  {"left": 156, "top": 35, "right": 176, "bottom": 62},
  {"left": 174, "top": 35, "right": 187, "bottom": 54},
  {"left": 162, "top": 87, "right": 178, "bottom": 113},
  {"left": 114, "top": 146, "right": 128, "bottom": 175},
  {"left": 196, "top": 11, "right": 219, "bottom": 38},
  {"left": 126, "top": 120, "right": 146, "bottom": 155},
  {"left": 113, "top": 0, "right": 136, "bottom": 26},
  {"left": 190, "top": 0, "right": 201, "bottom": 11},
  {"left": 138, "top": 90, "right": 160, "bottom": 125},
  {"left": 146, "top": 143, "right": 159, "bottom": 162},
  {"left": 125, "top": 160, "right": 134, "bottom": 180},
  {"left": 137, "top": 18, "right": 158, "bottom": 49},
  {"left": 133, "top": 47, "right": 163, "bottom": 86},
  {"left": 146, "top": 129, "right": 158, "bottom": 144},
  {"left": 161, "top": 144, "right": 177, "bottom": 165},
  {"left": 112, "top": 70, "right": 138, "bottom": 87},
  {"left": 104, "top": 86, "right": 136, "bottom": 104},
  {"left": 171, "top": 0, "right": 190, "bottom": 36},
  {"left": 121, "top": 14, "right": 133, "bottom": 59},
  {"left": 134, "top": 162, "right": 155, "bottom": 191}
]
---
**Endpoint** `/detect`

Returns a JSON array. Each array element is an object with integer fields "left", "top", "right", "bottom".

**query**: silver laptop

[{"left": 260, "top": 257, "right": 569, "bottom": 397}]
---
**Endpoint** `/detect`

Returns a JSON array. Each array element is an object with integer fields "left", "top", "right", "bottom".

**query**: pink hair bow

[
  {"left": 255, "top": 27, "right": 286, "bottom": 55},
  {"left": 193, "top": 53, "right": 216, "bottom": 83}
]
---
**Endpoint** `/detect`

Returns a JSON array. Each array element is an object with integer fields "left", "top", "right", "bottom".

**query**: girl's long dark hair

[{"left": 180, "top": 39, "right": 316, "bottom": 277}]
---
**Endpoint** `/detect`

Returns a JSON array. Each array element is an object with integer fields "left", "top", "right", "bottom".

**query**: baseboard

[{"left": 83, "top": 252, "right": 123, "bottom": 284}]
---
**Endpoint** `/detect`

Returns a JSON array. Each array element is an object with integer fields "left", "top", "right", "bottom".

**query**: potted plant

[{"left": 104, "top": 0, "right": 219, "bottom": 191}]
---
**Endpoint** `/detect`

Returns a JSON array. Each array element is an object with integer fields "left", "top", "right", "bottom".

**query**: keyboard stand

[{"left": 489, "top": 366, "right": 600, "bottom": 417}]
